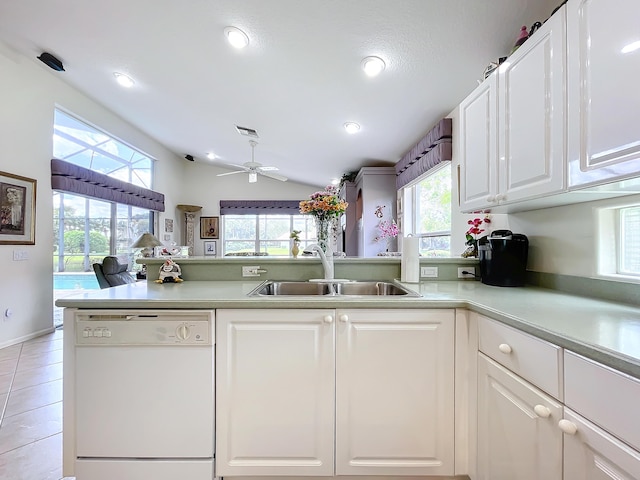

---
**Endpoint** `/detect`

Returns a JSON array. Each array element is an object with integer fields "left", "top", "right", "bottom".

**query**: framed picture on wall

[
  {"left": 204, "top": 240, "right": 217, "bottom": 256},
  {"left": 200, "top": 216, "right": 219, "bottom": 239},
  {"left": 0, "top": 171, "right": 36, "bottom": 245}
]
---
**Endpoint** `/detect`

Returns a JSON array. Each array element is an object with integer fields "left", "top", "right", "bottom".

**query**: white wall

[
  {"left": 0, "top": 44, "right": 185, "bottom": 347},
  {"left": 509, "top": 194, "right": 640, "bottom": 278},
  {"left": 178, "top": 161, "right": 320, "bottom": 256},
  {"left": 0, "top": 44, "right": 324, "bottom": 346}
]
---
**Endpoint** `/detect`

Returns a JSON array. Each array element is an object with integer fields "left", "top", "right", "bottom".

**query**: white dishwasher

[{"left": 71, "top": 310, "right": 214, "bottom": 480}]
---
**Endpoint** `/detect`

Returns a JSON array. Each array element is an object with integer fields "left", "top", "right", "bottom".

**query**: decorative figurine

[{"left": 155, "top": 259, "right": 184, "bottom": 283}]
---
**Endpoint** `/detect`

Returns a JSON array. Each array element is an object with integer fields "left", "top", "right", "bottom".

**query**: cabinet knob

[
  {"left": 534, "top": 404, "right": 551, "bottom": 418},
  {"left": 486, "top": 195, "right": 496, "bottom": 203},
  {"left": 323, "top": 315, "right": 333, "bottom": 324},
  {"left": 339, "top": 314, "right": 349, "bottom": 323},
  {"left": 498, "top": 343, "right": 512, "bottom": 354},
  {"left": 496, "top": 193, "right": 506, "bottom": 202},
  {"left": 558, "top": 419, "right": 578, "bottom": 435}
]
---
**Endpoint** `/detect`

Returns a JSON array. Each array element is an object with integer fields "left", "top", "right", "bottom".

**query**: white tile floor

[{"left": 0, "top": 328, "right": 73, "bottom": 480}]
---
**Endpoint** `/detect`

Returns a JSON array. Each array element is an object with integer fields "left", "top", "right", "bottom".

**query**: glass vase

[{"left": 315, "top": 216, "right": 331, "bottom": 253}]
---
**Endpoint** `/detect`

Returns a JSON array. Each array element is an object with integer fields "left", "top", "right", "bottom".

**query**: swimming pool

[{"left": 53, "top": 273, "right": 99, "bottom": 290}]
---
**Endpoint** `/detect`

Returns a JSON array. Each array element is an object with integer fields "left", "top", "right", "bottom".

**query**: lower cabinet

[
  {"left": 216, "top": 308, "right": 456, "bottom": 477},
  {"left": 563, "top": 408, "right": 640, "bottom": 479},
  {"left": 476, "top": 314, "right": 640, "bottom": 480},
  {"left": 477, "top": 353, "right": 563, "bottom": 480}
]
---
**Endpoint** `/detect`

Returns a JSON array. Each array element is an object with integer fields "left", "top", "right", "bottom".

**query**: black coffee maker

[{"left": 478, "top": 230, "right": 529, "bottom": 287}]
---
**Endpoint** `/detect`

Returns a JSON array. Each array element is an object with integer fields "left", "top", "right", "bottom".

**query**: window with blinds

[{"left": 619, "top": 206, "right": 640, "bottom": 276}]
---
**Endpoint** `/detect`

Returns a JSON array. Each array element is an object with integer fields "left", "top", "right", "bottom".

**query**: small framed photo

[
  {"left": 164, "top": 218, "right": 174, "bottom": 233},
  {"left": 0, "top": 171, "right": 36, "bottom": 245},
  {"left": 200, "top": 216, "right": 219, "bottom": 239},
  {"left": 204, "top": 240, "right": 217, "bottom": 256}
]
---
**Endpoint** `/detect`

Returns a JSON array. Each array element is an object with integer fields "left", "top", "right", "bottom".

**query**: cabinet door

[
  {"left": 563, "top": 408, "right": 640, "bottom": 479},
  {"left": 477, "top": 353, "right": 563, "bottom": 480},
  {"left": 498, "top": 6, "right": 566, "bottom": 203},
  {"left": 567, "top": 0, "right": 640, "bottom": 188},
  {"left": 459, "top": 74, "right": 499, "bottom": 212},
  {"left": 216, "top": 309, "right": 335, "bottom": 476},
  {"left": 335, "top": 309, "right": 455, "bottom": 475}
]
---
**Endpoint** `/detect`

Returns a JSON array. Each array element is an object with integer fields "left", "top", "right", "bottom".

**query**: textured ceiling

[{"left": 0, "top": 0, "right": 558, "bottom": 187}]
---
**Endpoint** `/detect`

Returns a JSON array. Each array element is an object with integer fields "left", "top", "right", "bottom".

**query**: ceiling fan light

[
  {"left": 248, "top": 171, "right": 258, "bottom": 183},
  {"left": 362, "top": 56, "right": 386, "bottom": 77},
  {"left": 225, "top": 27, "right": 249, "bottom": 49}
]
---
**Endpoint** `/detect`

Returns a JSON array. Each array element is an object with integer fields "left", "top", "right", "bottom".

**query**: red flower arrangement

[{"left": 465, "top": 215, "right": 491, "bottom": 247}]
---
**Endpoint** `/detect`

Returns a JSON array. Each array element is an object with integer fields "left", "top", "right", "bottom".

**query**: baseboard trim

[{"left": 0, "top": 326, "right": 56, "bottom": 350}]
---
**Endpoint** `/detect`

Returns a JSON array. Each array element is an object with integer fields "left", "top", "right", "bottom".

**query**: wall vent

[{"left": 235, "top": 125, "right": 259, "bottom": 138}]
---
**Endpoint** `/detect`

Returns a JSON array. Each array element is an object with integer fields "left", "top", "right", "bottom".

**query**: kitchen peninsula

[{"left": 59, "top": 267, "right": 640, "bottom": 479}]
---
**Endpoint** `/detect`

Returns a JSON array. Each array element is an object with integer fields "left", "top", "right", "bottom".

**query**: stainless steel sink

[{"left": 248, "top": 280, "right": 419, "bottom": 297}]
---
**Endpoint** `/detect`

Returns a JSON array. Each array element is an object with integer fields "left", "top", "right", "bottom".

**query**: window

[
  {"left": 52, "top": 110, "right": 155, "bottom": 272},
  {"left": 402, "top": 164, "right": 451, "bottom": 257},
  {"left": 619, "top": 206, "right": 640, "bottom": 276},
  {"left": 223, "top": 214, "right": 315, "bottom": 256}
]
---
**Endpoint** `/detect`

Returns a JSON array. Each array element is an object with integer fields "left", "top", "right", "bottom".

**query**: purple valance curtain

[
  {"left": 395, "top": 118, "right": 452, "bottom": 189},
  {"left": 220, "top": 200, "right": 301, "bottom": 215},
  {"left": 50, "top": 158, "right": 165, "bottom": 211}
]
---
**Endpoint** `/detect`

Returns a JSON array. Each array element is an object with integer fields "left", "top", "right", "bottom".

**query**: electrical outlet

[
  {"left": 242, "top": 266, "right": 266, "bottom": 277},
  {"left": 13, "top": 249, "right": 28, "bottom": 261},
  {"left": 458, "top": 267, "right": 476, "bottom": 279},
  {"left": 421, "top": 266, "right": 438, "bottom": 278}
]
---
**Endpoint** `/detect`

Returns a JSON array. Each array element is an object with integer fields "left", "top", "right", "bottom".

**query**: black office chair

[{"left": 93, "top": 256, "right": 136, "bottom": 289}]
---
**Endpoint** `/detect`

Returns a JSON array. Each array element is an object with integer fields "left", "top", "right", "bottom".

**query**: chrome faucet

[{"left": 307, "top": 243, "right": 334, "bottom": 281}]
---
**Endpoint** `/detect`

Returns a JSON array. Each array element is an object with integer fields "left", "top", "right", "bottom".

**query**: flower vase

[
  {"left": 291, "top": 242, "right": 300, "bottom": 258},
  {"left": 315, "top": 217, "right": 331, "bottom": 253}
]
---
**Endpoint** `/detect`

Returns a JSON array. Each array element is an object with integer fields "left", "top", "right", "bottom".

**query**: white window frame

[
  {"left": 400, "top": 163, "right": 452, "bottom": 256},
  {"left": 597, "top": 200, "right": 640, "bottom": 283}
]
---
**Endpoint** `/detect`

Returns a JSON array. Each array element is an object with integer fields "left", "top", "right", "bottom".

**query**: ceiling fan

[{"left": 216, "top": 140, "right": 288, "bottom": 183}]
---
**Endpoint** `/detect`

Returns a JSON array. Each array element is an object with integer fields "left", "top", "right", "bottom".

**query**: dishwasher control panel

[{"left": 75, "top": 311, "right": 213, "bottom": 345}]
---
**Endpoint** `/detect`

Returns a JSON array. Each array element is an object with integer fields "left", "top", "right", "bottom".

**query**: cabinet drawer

[
  {"left": 477, "top": 316, "right": 563, "bottom": 399},
  {"left": 565, "top": 351, "right": 640, "bottom": 452}
]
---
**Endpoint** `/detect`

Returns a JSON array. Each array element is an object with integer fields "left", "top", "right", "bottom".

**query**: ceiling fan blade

[
  {"left": 260, "top": 171, "right": 288, "bottom": 182},
  {"left": 216, "top": 170, "right": 245, "bottom": 177},
  {"left": 258, "top": 166, "right": 279, "bottom": 171}
]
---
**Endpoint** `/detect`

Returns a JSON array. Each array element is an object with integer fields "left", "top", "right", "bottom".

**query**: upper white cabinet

[
  {"left": 498, "top": 7, "right": 566, "bottom": 204},
  {"left": 459, "top": 6, "right": 566, "bottom": 212},
  {"left": 567, "top": 0, "right": 640, "bottom": 189},
  {"left": 459, "top": 74, "right": 499, "bottom": 212}
]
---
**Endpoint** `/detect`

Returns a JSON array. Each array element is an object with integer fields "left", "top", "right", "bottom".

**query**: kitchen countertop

[{"left": 56, "top": 280, "right": 640, "bottom": 379}]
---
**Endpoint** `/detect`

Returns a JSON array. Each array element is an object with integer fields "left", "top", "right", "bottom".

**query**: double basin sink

[{"left": 249, "top": 280, "right": 420, "bottom": 297}]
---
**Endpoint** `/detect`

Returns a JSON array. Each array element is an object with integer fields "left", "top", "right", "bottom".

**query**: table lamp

[{"left": 131, "top": 232, "right": 163, "bottom": 258}]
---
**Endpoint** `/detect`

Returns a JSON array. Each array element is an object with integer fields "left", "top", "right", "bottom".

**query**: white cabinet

[
  {"left": 477, "top": 353, "right": 563, "bottom": 480},
  {"left": 498, "top": 6, "right": 566, "bottom": 204},
  {"left": 335, "top": 309, "right": 455, "bottom": 476},
  {"left": 216, "top": 308, "right": 456, "bottom": 477},
  {"left": 459, "top": 74, "right": 499, "bottom": 212},
  {"left": 215, "top": 309, "right": 336, "bottom": 476},
  {"left": 567, "top": 0, "right": 640, "bottom": 189},
  {"left": 562, "top": 408, "right": 640, "bottom": 479},
  {"left": 459, "top": 7, "right": 566, "bottom": 213}
]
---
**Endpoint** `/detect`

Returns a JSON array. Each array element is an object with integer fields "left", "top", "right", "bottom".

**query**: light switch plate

[{"left": 421, "top": 266, "right": 438, "bottom": 278}]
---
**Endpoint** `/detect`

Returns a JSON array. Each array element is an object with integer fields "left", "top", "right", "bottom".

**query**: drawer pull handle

[
  {"left": 534, "top": 404, "right": 551, "bottom": 418},
  {"left": 323, "top": 315, "right": 334, "bottom": 324},
  {"left": 558, "top": 419, "right": 578, "bottom": 435},
  {"left": 498, "top": 343, "right": 512, "bottom": 354},
  {"left": 339, "top": 314, "right": 349, "bottom": 323}
]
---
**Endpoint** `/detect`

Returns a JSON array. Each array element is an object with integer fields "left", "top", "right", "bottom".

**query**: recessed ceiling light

[
  {"left": 362, "top": 56, "right": 386, "bottom": 77},
  {"left": 344, "top": 122, "right": 361, "bottom": 134},
  {"left": 330, "top": 178, "right": 340, "bottom": 185},
  {"left": 206, "top": 152, "right": 216, "bottom": 160},
  {"left": 113, "top": 72, "right": 134, "bottom": 88},
  {"left": 224, "top": 26, "right": 249, "bottom": 49},
  {"left": 621, "top": 40, "right": 640, "bottom": 54}
]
